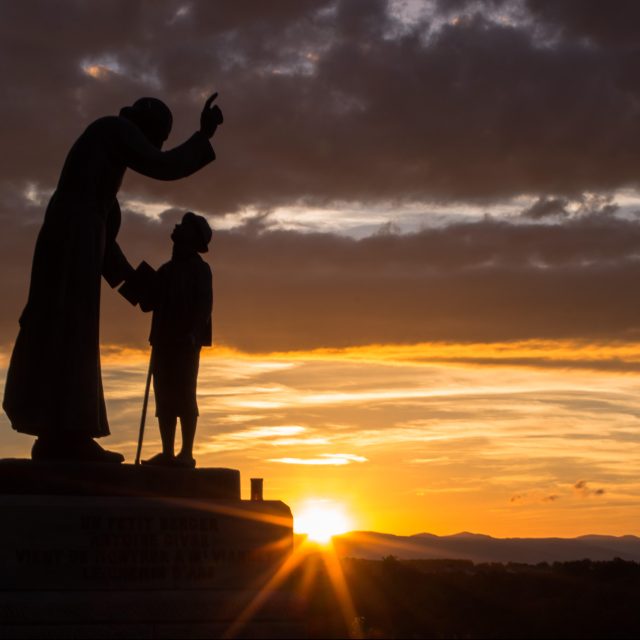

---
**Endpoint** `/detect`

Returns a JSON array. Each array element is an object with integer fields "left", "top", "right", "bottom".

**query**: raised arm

[
  {"left": 116, "top": 93, "right": 223, "bottom": 181},
  {"left": 116, "top": 122, "right": 215, "bottom": 181}
]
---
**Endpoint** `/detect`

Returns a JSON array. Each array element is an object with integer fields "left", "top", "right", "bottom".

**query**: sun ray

[
  {"left": 162, "top": 496, "right": 294, "bottom": 528},
  {"left": 320, "top": 544, "right": 363, "bottom": 639},
  {"left": 221, "top": 541, "right": 308, "bottom": 638}
]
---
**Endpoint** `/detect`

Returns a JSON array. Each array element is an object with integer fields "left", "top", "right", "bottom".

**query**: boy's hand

[
  {"left": 200, "top": 93, "right": 223, "bottom": 138},
  {"left": 118, "top": 261, "right": 157, "bottom": 308}
]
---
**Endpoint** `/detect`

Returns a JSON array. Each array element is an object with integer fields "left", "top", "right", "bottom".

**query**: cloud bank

[{"left": 3, "top": 1, "right": 640, "bottom": 351}]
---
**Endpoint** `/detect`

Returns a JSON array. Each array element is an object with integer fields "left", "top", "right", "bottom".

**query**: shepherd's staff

[
  {"left": 119, "top": 260, "right": 156, "bottom": 465},
  {"left": 135, "top": 349, "right": 154, "bottom": 465}
]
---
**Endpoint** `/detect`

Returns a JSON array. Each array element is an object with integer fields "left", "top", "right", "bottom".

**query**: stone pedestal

[{"left": 0, "top": 461, "right": 300, "bottom": 638}]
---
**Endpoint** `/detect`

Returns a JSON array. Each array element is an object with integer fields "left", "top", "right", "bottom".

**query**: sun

[{"left": 294, "top": 500, "right": 353, "bottom": 544}]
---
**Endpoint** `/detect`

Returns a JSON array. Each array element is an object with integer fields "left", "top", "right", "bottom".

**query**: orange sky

[{"left": 2, "top": 339, "right": 638, "bottom": 538}]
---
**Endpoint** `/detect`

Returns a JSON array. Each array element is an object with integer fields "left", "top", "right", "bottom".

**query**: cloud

[
  {"left": 118, "top": 212, "right": 640, "bottom": 351},
  {"left": 2, "top": 336, "right": 636, "bottom": 535},
  {"left": 223, "top": 425, "right": 306, "bottom": 439},
  {"left": 526, "top": 0, "right": 640, "bottom": 47},
  {"left": 5, "top": 3, "right": 640, "bottom": 354},
  {"left": 522, "top": 194, "right": 620, "bottom": 220},
  {"left": 510, "top": 492, "right": 560, "bottom": 504},
  {"left": 521, "top": 197, "right": 569, "bottom": 220},
  {"left": 5, "top": 1, "right": 640, "bottom": 214},
  {"left": 269, "top": 453, "right": 368, "bottom": 465},
  {"left": 573, "top": 480, "right": 606, "bottom": 497},
  {"left": 4, "top": 204, "right": 640, "bottom": 352}
]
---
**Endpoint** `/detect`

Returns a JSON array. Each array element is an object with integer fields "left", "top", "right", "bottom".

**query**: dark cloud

[
  {"left": 4, "top": 191, "right": 640, "bottom": 353},
  {"left": 98, "top": 212, "right": 640, "bottom": 351},
  {"left": 4, "top": 2, "right": 640, "bottom": 353},
  {"left": 521, "top": 197, "right": 569, "bottom": 220},
  {"left": 526, "top": 0, "right": 640, "bottom": 47},
  {"left": 510, "top": 492, "right": 560, "bottom": 504},
  {"left": 520, "top": 194, "right": 619, "bottom": 220},
  {"left": 4, "top": 0, "right": 640, "bottom": 212},
  {"left": 573, "top": 480, "right": 605, "bottom": 497}
]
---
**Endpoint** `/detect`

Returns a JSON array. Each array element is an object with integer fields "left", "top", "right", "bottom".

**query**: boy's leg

[
  {"left": 178, "top": 414, "right": 197, "bottom": 459},
  {"left": 159, "top": 416, "right": 177, "bottom": 457},
  {"left": 175, "top": 345, "right": 200, "bottom": 466},
  {"left": 143, "top": 346, "right": 179, "bottom": 466},
  {"left": 141, "top": 415, "right": 176, "bottom": 466}
]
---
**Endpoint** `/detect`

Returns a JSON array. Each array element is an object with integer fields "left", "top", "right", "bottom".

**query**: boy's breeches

[{"left": 152, "top": 343, "right": 201, "bottom": 420}]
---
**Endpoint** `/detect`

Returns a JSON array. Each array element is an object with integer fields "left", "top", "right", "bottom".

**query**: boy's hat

[{"left": 183, "top": 211, "right": 212, "bottom": 253}]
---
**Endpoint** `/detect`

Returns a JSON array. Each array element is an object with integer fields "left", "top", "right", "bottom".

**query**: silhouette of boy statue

[{"left": 139, "top": 212, "right": 213, "bottom": 468}]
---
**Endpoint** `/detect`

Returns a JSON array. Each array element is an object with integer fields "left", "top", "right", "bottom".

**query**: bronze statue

[{"left": 3, "top": 95, "right": 223, "bottom": 463}]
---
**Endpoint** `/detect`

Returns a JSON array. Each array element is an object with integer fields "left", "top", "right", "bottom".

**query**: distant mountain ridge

[{"left": 331, "top": 531, "right": 640, "bottom": 563}]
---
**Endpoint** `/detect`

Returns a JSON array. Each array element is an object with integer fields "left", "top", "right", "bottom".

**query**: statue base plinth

[
  {"left": 0, "top": 460, "right": 301, "bottom": 638},
  {"left": 0, "top": 458, "right": 241, "bottom": 499}
]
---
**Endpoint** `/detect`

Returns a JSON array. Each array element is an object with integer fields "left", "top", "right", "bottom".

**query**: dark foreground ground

[{"left": 286, "top": 555, "right": 640, "bottom": 638}]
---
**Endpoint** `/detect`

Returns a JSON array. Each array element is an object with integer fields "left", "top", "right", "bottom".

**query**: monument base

[
  {"left": 0, "top": 461, "right": 301, "bottom": 638},
  {"left": 0, "top": 589, "right": 303, "bottom": 638}
]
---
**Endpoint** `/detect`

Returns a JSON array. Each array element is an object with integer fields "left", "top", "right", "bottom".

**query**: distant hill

[{"left": 331, "top": 531, "right": 640, "bottom": 563}]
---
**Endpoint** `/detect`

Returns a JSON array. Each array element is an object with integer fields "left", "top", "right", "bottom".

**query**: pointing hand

[{"left": 200, "top": 92, "right": 224, "bottom": 138}]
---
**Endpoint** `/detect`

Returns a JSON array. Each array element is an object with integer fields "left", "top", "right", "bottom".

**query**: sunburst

[{"left": 294, "top": 500, "right": 353, "bottom": 544}]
